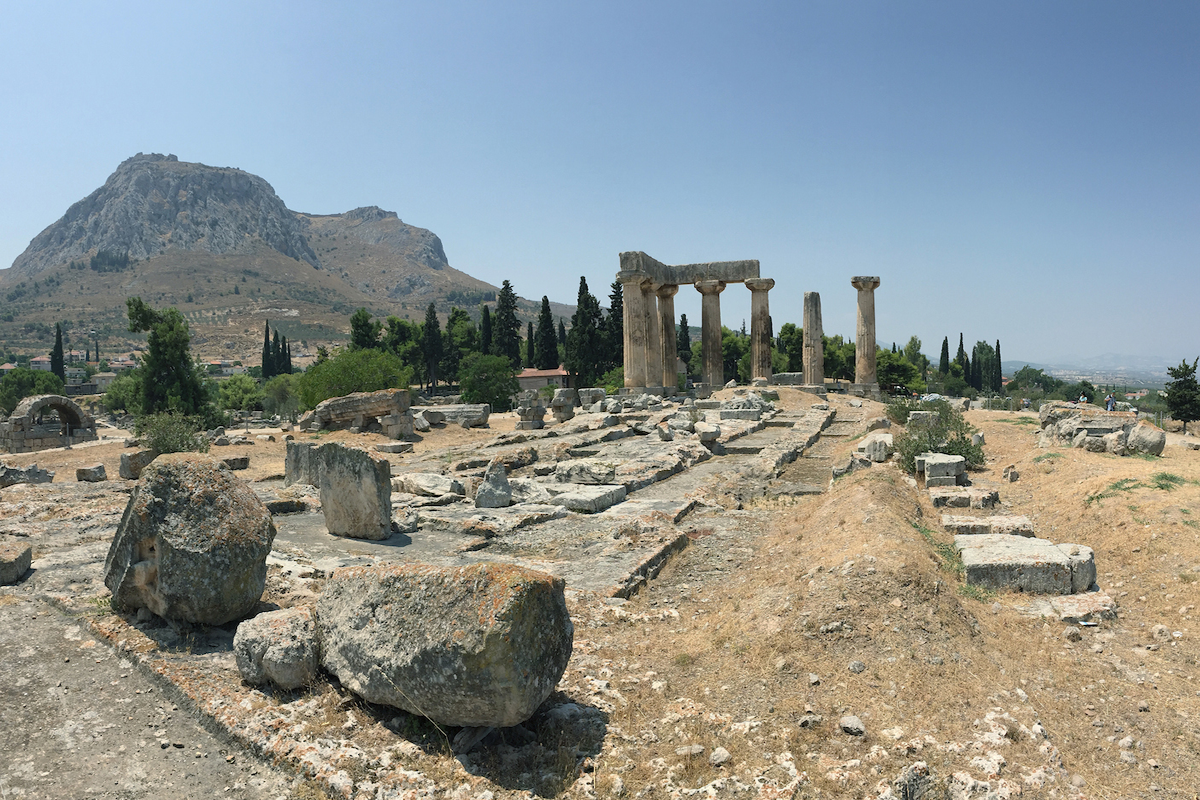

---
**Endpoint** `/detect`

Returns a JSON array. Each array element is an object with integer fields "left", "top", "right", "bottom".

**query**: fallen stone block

[
  {"left": 955, "top": 534, "right": 1095, "bottom": 594},
  {"left": 103, "top": 454, "right": 276, "bottom": 625},
  {"left": 474, "top": 458, "right": 512, "bottom": 509},
  {"left": 599, "top": 498, "right": 697, "bottom": 524},
  {"left": 419, "top": 504, "right": 568, "bottom": 535},
  {"left": 693, "top": 422, "right": 721, "bottom": 443},
  {"left": 941, "top": 515, "right": 1034, "bottom": 537},
  {"left": 234, "top": 606, "right": 319, "bottom": 690},
  {"left": 1050, "top": 591, "right": 1118, "bottom": 624},
  {"left": 0, "top": 542, "right": 33, "bottom": 585},
  {"left": 929, "top": 487, "right": 998, "bottom": 509},
  {"left": 394, "top": 472, "right": 466, "bottom": 497},
  {"left": 719, "top": 408, "right": 762, "bottom": 421},
  {"left": 865, "top": 417, "right": 890, "bottom": 432},
  {"left": 416, "top": 404, "right": 489, "bottom": 428},
  {"left": 554, "top": 483, "right": 627, "bottom": 513},
  {"left": 556, "top": 458, "right": 618, "bottom": 485},
  {"left": 919, "top": 453, "right": 966, "bottom": 478},
  {"left": 75, "top": 464, "right": 107, "bottom": 482},
  {"left": 316, "top": 443, "right": 392, "bottom": 540},
  {"left": 221, "top": 456, "right": 250, "bottom": 471},
  {"left": 508, "top": 478, "right": 556, "bottom": 505},
  {"left": 375, "top": 442, "right": 414, "bottom": 454},
  {"left": 1127, "top": 420, "right": 1166, "bottom": 456},
  {"left": 118, "top": 449, "right": 158, "bottom": 481},
  {"left": 0, "top": 462, "right": 55, "bottom": 488},
  {"left": 317, "top": 563, "right": 573, "bottom": 727},
  {"left": 858, "top": 433, "right": 893, "bottom": 462}
]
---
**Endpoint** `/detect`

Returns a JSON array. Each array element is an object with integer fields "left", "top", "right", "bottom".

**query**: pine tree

[
  {"left": 261, "top": 320, "right": 274, "bottom": 379},
  {"left": 1165, "top": 358, "right": 1200, "bottom": 434},
  {"left": 51, "top": 323, "right": 65, "bottom": 382},
  {"left": 479, "top": 305, "right": 492, "bottom": 356},
  {"left": 994, "top": 339, "right": 1003, "bottom": 392},
  {"left": 565, "top": 277, "right": 604, "bottom": 387},
  {"left": 422, "top": 303, "right": 443, "bottom": 391},
  {"left": 526, "top": 322, "right": 535, "bottom": 366},
  {"left": 939, "top": 336, "right": 950, "bottom": 374},
  {"left": 492, "top": 281, "right": 521, "bottom": 368},
  {"left": 535, "top": 296, "right": 559, "bottom": 370}
]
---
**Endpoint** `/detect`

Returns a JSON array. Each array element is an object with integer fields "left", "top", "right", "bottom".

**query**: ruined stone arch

[{"left": 1, "top": 394, "right": 98, "bottom": 454}]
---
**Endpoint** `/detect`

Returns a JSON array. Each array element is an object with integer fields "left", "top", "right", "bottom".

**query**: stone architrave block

[
  {"left": 311, "top": 388, "right": 413, "bottom": 439},
  {"left": 75, "top": 464, "right": 107, "bottom": 482},
  {"left": 416, "top": 404, "right": 489, "bottom": 428},
  {"left": 316, "top": 443, "right": 392, "bottom": 540},
  {"left": 234, "top": 606, "right": 320, "bottom": 690},
  {"left": 103, "top": 454, "right": 276, "bottom": 625},
  {"left": 317, "top": 563, "right": 573, "bottom": 728},
  {"left": 0, "top": 542, "right": 33, "bottom": 585},
  {"left": 119, "top": 449, "right": 159, "bottom": 481}
]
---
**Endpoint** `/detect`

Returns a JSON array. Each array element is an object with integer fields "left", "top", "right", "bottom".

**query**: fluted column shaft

[
  {"left": 851, "top": 276, "right": 881, "bottom": 385},
  {"left": 802, "top": 291, "right": 824, "bottom": 387},
  {"left": 618, "top": 271, "right": 648, "bottom": 387},
  {"left": 746, "top": 278, "right": 775, "bottom": 381},
  {"left": 643, "top": 283, "right": 662, "bottom": 389},
  {"left": 656, "top": 284, "right": 680, "bottom": 390},
  {"left": 696, "top": 280, "right": 726, "bottom": 386}
]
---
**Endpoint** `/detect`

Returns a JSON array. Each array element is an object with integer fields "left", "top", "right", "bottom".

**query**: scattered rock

[
  {"left": 0, "top": 542, "right": 33, "bottom": 585},
  {"left": 839, "top": 715, "right": 865, "bottom": 736},
  {"left": 1064, "top": 626, "right": 1082, "bottom": 642},
  {"left": 233, "top": 606, "right": 319, "bottom": 690},
  {"left": 221, "top": 456, "right": 250, "bottom": 471},
  {"left": 709, "top": 746, "right": 731, "bottom": 766},
  {"left": 119, "top": 449, "right": 159, "bottom": 480},
  {"left": 75, "top": 464, "right": 107, "bottom": 482},
  {"left": 316, "top": 443, "right": 392, "bottom": 540},
  {"left": 474, "top": 458, "right": 512, "bottom": 509},
  {"left": 848, "top": 660, "right": 866, "bottom": 674}
]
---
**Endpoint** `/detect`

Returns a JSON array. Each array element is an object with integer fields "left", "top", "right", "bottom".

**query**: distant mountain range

[{"left": 0, "top": 153, "right": 574, "bottom": 363}]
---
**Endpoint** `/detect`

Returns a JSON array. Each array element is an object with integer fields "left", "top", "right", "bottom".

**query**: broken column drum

[
  {"left": 851, "top": 276, "right": 881, "bottom": 389},
  {"left": 802, "top": 291, "right": 824, "bottom": 389},
  {"left": 746, "top": 278, "right": 775, "bottom": 382},
  {"left": 617, "top": 252, "right": 771, "bottom": 391}
]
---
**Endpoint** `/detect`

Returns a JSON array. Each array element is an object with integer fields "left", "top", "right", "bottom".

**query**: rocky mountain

[{"left": 0, "top": 154, "right": 573, "bottom": 362}]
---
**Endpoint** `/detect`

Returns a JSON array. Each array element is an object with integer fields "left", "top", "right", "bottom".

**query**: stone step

[
  {"left": 954, "top": 534, "right": 1095, "bottom": 595},
  {"left": 929, "top": 487, "right": 999, "bottom": 509},
  {"left": 942, "top": 514, "right": 1034, "bottom": 537}
]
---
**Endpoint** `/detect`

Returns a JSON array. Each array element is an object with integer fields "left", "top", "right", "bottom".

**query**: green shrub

[
  {"left": 600, "top": 366, "right": 624, "bottom": 395},
  {"left": 893, "top": 398, "right": 984, "bottom": 473},
  {"left": 135, "top": 413, "right": 210, "bottom": 454}
]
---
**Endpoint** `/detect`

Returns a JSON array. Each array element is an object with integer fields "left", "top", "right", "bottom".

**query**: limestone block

[
  {"left": 1126, "top": 420, "right": 1166, "bottom": 456},
  {"left": 923, "top": 453, "right": 966, "bottom": 478},
  {"left": 103, "top": 455, "right": 275, "bottom": 625},
  {"left": 317, "top": 563, "right": 573, "bottom": 727},
  {"left": 413, "top": 411, "right": 432, "bottom": 433},
  {"left": 509, "top": 478, "right": 556, "bottom": 505},
  {"left": 75, "top": 464, "right": 108, "bottom": 482},
  {"left": 475, "top": 458, "right": 513, "bottom": 509},
  {"left": 0, "top": 542, "right": 33, "bottom": 585},
  {"left": 955, "top": 534, "right": 1094, "bottom": 595},
  {"left": 693, "top": 422, "right": 721, "bottom": 443},
  {"left": 553, "top": 483, "right": 627, "bottom": 513},
  {"left": 578, "top": 388, "right": 606, "bottom": 406},
  {"left": 234, "top": 606, "right": 319, "bottom": 690},
  {"left": 119, "top": 449, "right": 159, "bottom": 480},
  {"left": 375, "top": 442, "right": 414, "bottom": 454},
  {"left": 942, "top": 515, "right": 1034, "bottom": 537},
  {"left": 222, "top": 456, "right": 250, "bottom": 471},
  {"left": 929, "top": 487, "right": 998, "bottom": 509},
  {"left": 865, "top": 417, "right": 890, "bottom": 432},
  {"left": 316, "top": 443, "right": 392, "bottom": 540},
  {"left": 555, "top": 458, "right": 618, "bottom": 484},
  {"left": 394, "top": 472, "right": 465, "bottom": 497},
  {"left": 419, "top": 404, "right": 489, "bottom": 428},
  {"left": 0, "top": 462, "right": 54, "bottom": 488},
  {"left": 925, "top": 476, "right": 960, "bottom": 488},
  {"left": 719, "top": 408, "right": 762, "bottom": 421}
]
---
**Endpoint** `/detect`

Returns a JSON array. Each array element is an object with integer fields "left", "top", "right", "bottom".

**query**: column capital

[
  {"left": 851, "top": 276, "right": 881, "bottom": 291},
  {"left": 655, "top": 283, "right": 679, "bottom": 299},
  {"left": 695, "top": 280, "right": 726, "bottom": 295},
  {"left": 617, "top": 269, "right": 648, "bottom": 286},
  {"left": 745, "top": 278, "right": 775, "bottom": 293}
]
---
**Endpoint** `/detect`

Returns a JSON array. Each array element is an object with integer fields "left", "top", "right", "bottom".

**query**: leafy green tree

[
  {"left": 261, "top": 320, "right": 275, "bottom": 379},
  {"left": 890, "top": 397, "right": 984, "bottom": 473},
  {"left": 349, "top": 308, "right": 381, "bottom": 350},
  {"left": 903, "top": 336, "right": 928, "bottom": 377},
  {"left": 126, "top": 297, "right": 210, "bottom": 417},
  {"left": 1165, "top": 358, "right": 1200, "bottom": 433},
  {"left": 422, "top": 303, "right": 443, "bottom": 391},
  {"left": 102, "top": 371, "right": 142, "bottom": 414},
  {"left": 565, "top": 277, "right": 604, "bottom": 387},
  {"left": 135, "top": 413, "right": 210, "bottom": 454},
  {"left": 459, "top": 352, "right": 518, "bottom": 411},
  {"left": 219, "top": 373, "right": 265, "bottom": 411},
  {"left": 777, "top": 323, "right": 802, "bottom": 372},
  {"left": 877, "top": 349, "right": 921, "bottom": 394},
  {"left": 51, "top": 323, "right": 65, "bottom": 382},
  {"left": 823, "top": 335, "right": 856, "bottom": 382},
  {"left": 677, "top": 313, "right": 693, "bottom": 369},
  {"left": 722, "top": 326, "right": 750, "bottom": 383},
  {"left": 296, "top": 348, "right": 412, "bottom": 409},
  {"left": 441, "top": 307, "right": 477, "bottom": 383},
  {"left": 534, "top": 296, "right": 559, "bottom": 370},
  {"left": 0, "top": 367, "right": 65, "bottom": 415},
  {"left": 479, "top": 304, "right": 492, "bottom": 355},
  {"left": 263, "top": 373, "right": 300, "bottom": 418},
  {"left": 492, "top": 280, "right": 521, "bottom": 368}
]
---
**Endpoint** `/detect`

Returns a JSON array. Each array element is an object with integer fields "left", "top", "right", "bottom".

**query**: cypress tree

[
  {"left": 994, "top": 339, "right": 1003, "bottom": 392},
  {"left": 479, "top": 305, "right": 492, "bottom": 356},
  {"left": 271, "top": 330, "right": 282, "bottom": 378},
  {"left": 677, "top": 314, "right": 691, "bottom": 363},
  {"left": 565, "top": 277, "right": 604, "bottom": 387},
  {"left": 422, "top": 302, "right": 443, "bottom": 390},
  {"left": 51, "top": 323, "right": 65, "bottom": 382},
  {"left": 261, "top": 321, "right": 274, "bottom": 379},
  {"left": 603, "top": 279, "right": 624, "bottom": 372},
  {"left": 557, "top": 319, "right": 566, "bottom": 348},
  {"left": 526, "top": 321, "right": 535, "bottom": 366},
  {"left": 535, "top": 296, "right": 559, "bottom": 370},
  {"left": 85, "top": 346, "right": 91, "bottom": 363},
  {"left": 285, "top": 339, "right": 293, "bottom": 374},
  {"left": 493, "top": 281, "right": 522, "bottom": 368},
  {"left": 939, "top": 336, "right": 950, "bottom": 374},
  {"left": 955, "top": 333, "right": 967, "bottom": 373}
]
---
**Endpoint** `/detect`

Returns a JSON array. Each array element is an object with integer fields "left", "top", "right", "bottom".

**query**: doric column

[
  {"left": 656, "top": 284, "right": 680, "bottom": 390},
  {"left": 745, "top": 278, "right": 775, "bottom": 381},
  {"left": 802, "top": 291, "right": 824, "bottom": 388},
  {"left": 618, "top": 270, "right": 648, "bottom": 388},
  {"left": 695, "top": 280, "right": 726, "bottom": 386},
  {"left": 851, "top": 276, "right": 881, "bottom": 385},
  {"left": 643, "top": 282, "right": 662, "bottom": 390}
]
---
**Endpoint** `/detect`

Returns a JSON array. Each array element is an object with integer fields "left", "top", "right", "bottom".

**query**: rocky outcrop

[
  {"left": 1038, "top": 401, "right": 1164, "bottom": 456},
  {"left": 103, "top": 454, "right": 276, "bottom": 625},
  {"left": 317, "top": 563, "right": 573, "bottom": 728},
  {"left": 474, "top": 458, "right": 512, "bottom": 508}
]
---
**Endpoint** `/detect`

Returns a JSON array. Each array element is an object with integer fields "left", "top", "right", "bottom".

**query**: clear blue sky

[{"left": 1, "top": 1, "right": 1196, "bottom": 366}]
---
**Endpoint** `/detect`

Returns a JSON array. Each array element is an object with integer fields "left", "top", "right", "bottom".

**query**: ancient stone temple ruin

[
  {"left": 618, "top": 251, "right": 775, "bottom": 391},
  {"left": 0, "top": 394, "right": 98, "bottom": 454}
]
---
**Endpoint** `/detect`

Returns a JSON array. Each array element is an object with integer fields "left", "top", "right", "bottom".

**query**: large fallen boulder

[
  {"left": 317, "top": 563, "right": 573, "bottom": 728},
  {"left": 1126, "top": 420, "right": 1166, "bottom": 456},
  {"left": 103, "top": 455, "right": 276, "bottom": 625},
  {"left": 233, "top": 606, "right": 319, "bottom": 690}
]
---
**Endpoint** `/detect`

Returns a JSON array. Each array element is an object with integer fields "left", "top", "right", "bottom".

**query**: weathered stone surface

[
  {"left": 103, "top": 454, "right": 276, "bottom": 625},
  {"left": 474, "top": 458, "right": 512, "bottom": 509},
  {"left": 415, "top": 404, "right": 489, "bottom": 428},
  {"left": 317, "top": 444, "right": 392, "bottom": 540},
  {"left": 955, "top": 534, "right": 1095, "bottom": 594},
  {"left": 0, "top": 461, "right": 54, "bottom": 488},
  {"left": 119, "top": 449, "right": 158, "bottom": 480},
  {"left": 929, "top": 487, "right": 998, "bottom": 509},
  {"left": 317, "top": 563, "right": 573, "bottom": 728},
  {"left": 1127, "top": 420, "right": 1166, "bottom": 456},
  {"left": 221, "top": 456, "right": 250, "bottom": 471},
  {"left": 554, "top": 483, "right": 627, "bottom": 513},
  {"left": 374, "top": 442, "right": 414, "bottom": 454},
  {"left": 599, "top": 498, "right": 697, "bottom": 524},
  {"left": 865, "top": 417, "right": 890, "bottom": 432},
  {"left": 309, "top": 388, "right": 413, "bottom": 439},
  {"left": 942, "top": 515, "right": 1034, "bottom": 537},
  {"left": 75, "top": 464, "right": 107, "bottom": 482},
  {"left": 0, "top": 541, "right": 33, "bottom": 585},
  {"left": 693, "top": 422, "right": 721, "bottom": 443},
  {"left": 413, "top": 411, "right": 432, "bottom": 433},
  {"left": 394, "top": 472, "right": 466, "bottom": 497},
  {"left": 919, "top": 453, "right": 966, "bottom": 478},
  {"left": 1050, "top": 591, "right": 1118, "bottom": 624},
  {"left": 858, "top": 433, "right": 893, "bottom": 462},
  {"left": 832, "top": 453, "right": 873, "bottom": 478},
  {"left": 508, "top": 478, "right": 556, "bottom": 505},
  {"left": 233, "top": 606, "right": 319, "bottom": 690},
  {"left": 556, "top": 458, "right": 618, "bottom": 485},
  {"left": 419, "top": 504, "right": 568, "bottom": 536}
]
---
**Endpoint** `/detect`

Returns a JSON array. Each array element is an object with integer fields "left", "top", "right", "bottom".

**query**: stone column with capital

[
  {"left": 745, "top": 278, "right": 775, "bottom": 382},
  {"left": 656, "top": 284, "right": 680, "bottom": 391},
  {"left": 618, "top": 271, "right": 649, "bottom": 388},
  {"left": 802, "top": 291, "right": 825, "bottom": 392},
  {"left": 695, "top": 280, "right": 726, "bottom": 386},
  {"left": 851, "top": 276, "right": 881, "bottom": 395},
  {"left": 643, "top": 283, "right": 662, "bottom": 391}
]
